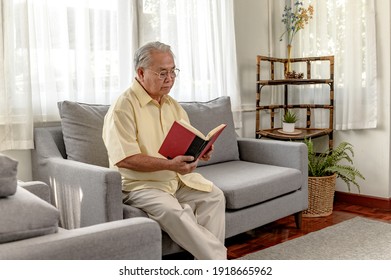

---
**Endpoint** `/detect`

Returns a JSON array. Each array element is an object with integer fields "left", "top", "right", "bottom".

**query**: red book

[{"left": 159, "top": 119, "right": 227, "bottom": 161}]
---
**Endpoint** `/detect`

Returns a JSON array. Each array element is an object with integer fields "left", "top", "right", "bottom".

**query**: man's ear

[{"left": 137, "top": 68, "right": 145, "bottom": 81}]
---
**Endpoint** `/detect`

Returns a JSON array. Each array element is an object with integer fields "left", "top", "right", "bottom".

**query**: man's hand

[
  {"left": 199, "top": 144, "right": 214, "bottom": 161},
  {"left": 170, "top": 155, "right": 198, "bottom": 175}
]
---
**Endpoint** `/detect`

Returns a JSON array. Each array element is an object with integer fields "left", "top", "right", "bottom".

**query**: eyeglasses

[{"left": 147, "top": 68, "right": 180, "bottom": 80}]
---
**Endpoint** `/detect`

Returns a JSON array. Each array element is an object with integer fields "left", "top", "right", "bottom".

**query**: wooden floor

[{"left": 226, "top": 201, "right": 391, "bottom": 259}]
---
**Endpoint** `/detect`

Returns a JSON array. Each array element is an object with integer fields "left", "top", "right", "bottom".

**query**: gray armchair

[{"left": 0, "top": 155, "right": 161, "bottom": 260}]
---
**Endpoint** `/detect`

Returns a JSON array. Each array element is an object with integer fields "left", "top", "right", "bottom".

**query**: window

[{"left": 271, "top": 0, "right": 377, "bottom": 130}]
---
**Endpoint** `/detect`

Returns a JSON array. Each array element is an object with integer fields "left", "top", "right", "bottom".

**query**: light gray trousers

[{"left": 123, "top": 184, "right": 227, "bottom": 260}]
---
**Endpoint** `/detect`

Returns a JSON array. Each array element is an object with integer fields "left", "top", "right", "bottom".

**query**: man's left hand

[{"left": 200, "top": 145, "right": 214, "bottom": 161}]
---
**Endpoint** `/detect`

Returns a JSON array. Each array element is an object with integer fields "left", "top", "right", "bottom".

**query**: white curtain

[
  {"left": 0, "top": 0, "right": 137, "bottom": 151},
  {"left": 0, "top": 0, "right": 34, "bottom": 150},
  {"left": 0, "top": 0, "right": 241, "bottom": 151},
  {"left": 270, "top": 0, "right": 377, "bottom": 130},
  {"left": 138, "top": 0, "right": 242, "bottom": 126}
]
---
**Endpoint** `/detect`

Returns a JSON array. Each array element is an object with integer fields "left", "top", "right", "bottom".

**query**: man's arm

[{"left": 116, "top": 154, "right": 198, "bottom": 175}]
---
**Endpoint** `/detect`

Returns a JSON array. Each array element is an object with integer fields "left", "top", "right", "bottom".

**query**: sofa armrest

[
  {"left": 18, "top": 181, "right": 51, "bottom": 204},
  {"left": 238, "top": 138, "right": 308, "bottom": 176},
  {"left": 0, "top": 218, "right": 162, "bottom": 260},
  {"left": 44, "top": 157, "right": 122, "bottom": 229},
  {"left": 32, "top": 125, "right": 123, "bottom": 229}
]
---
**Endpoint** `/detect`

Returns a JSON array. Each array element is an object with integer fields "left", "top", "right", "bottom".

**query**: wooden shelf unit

[{"left": 256, "top": 55, "right": 335, "bottom": 148}]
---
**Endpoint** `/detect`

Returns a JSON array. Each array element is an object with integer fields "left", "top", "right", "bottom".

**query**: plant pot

[
  {"left": 282, "top": 122, "right": 295, "bottom": 133},
  {"left": 303, "top": 173, "right": 337, "bottom": 217}
]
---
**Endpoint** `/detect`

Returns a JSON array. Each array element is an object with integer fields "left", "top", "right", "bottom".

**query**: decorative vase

[
  {"left": 282, "top": 122, "right": 295, "bottom": 133},
  {"left": 303, "top": 173, "right": 337, "bottom": 217},
  {"left": 286, "top": 44, "right": 292, "bottom": 75}
]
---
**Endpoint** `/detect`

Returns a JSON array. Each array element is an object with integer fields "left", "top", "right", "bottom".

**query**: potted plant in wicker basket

[{"left": 303, "top": 138, "right": 365, "bottom": 217}]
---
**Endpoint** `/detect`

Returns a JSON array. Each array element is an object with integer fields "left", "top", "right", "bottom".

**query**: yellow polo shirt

[{"left": 102, "top": 79, "right": 213, "bottom": 194}]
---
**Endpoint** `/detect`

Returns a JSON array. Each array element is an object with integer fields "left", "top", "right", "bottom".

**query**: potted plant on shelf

[
  {"left": 303, "top": 138, "right": 365, "bottom": 217},
  {"left": 282, "top": 109, "right": 299, "bottom": 133}
]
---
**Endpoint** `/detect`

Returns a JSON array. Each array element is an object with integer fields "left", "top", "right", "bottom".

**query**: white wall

[
  {"left": 4, "top": 0, "right": 391, "bottom": 199},
  {"left": 233, "top": 0, "right": 391, "bottom": 199}
]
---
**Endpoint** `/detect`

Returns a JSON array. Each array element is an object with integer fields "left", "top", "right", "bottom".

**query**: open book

[{"left": 158, "top": 119, "right": 227, "bottom": 161}]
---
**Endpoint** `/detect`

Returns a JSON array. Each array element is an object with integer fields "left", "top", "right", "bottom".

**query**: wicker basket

[{"left": 303, "top": 173, "right": 337, "bottom": 217}]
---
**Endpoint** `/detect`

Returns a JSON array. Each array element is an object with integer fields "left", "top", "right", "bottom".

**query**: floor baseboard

[{"left": 334, "top": 191, "right": 391, "bottom": 210}]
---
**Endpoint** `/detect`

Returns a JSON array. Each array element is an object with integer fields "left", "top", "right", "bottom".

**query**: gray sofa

[
  {"left": 0, "top": 155, "right": 161, "bottom": 260},
  {"left": 31, "top": 96, "right": 308, "bottom": 257}
]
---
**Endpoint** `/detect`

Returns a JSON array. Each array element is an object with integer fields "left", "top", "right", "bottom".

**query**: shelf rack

[{"left": 256, "top": 55, "right": 335, "bottom": 149}]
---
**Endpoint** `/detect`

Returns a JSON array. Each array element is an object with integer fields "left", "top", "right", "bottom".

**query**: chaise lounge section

[{"left": 0, "top": 155, "right": 161, "bottom": 260}]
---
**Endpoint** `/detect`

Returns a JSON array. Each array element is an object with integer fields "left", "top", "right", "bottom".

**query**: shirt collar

[{"left": 131, "top": 79, "right": 171, "bottom": 107}]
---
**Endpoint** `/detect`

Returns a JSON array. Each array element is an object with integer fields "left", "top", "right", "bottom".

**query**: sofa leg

[{"left": 294, "top": 211, "right": 302, "bottom": 229}]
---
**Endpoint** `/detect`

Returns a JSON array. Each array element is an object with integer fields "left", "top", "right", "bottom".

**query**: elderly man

[{"left": 102, "top": 41, "right": 227, "bottom": 260}]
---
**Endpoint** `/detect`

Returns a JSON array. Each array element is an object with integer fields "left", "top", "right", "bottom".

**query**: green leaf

[{"left": 304, "top": 138, "right": 365, "bottom": 193}]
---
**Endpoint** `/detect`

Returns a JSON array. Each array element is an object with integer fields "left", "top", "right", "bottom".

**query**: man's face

[{"left": 137, "top": 51, "right": 176, "bottom": 102}]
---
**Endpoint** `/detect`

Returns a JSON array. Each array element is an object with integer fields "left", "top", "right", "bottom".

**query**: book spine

[{"left": 185, "top": 136, "right": 207, "bottom": 160}]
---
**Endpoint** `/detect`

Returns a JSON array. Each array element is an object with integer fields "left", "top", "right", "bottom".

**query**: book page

[
  {"left": 177, "top": 119, "right": 207, "bottom": 139},
  {"left": 206, "top": 124, "right": 227, "bottom": 139},
  {"left": 177, "top": 119, "right": 226, "bottom": 140}
]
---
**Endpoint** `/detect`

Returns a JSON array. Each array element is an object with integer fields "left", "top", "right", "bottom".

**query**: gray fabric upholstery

[
  {"left": 32, "top": 96, "right": 309, "bottom": 258},
  {"left": 58, "top": 101, "right": 110, "bottom": 167},
  {"left": 57, "top": 97, "right": 239, "bottom": 169},
  {"left": 18, "top": 181, "right": 51, "bottom": 204},
  {"left": 0, "top": 181, "right": 161, "bottom": 260},
  {"left": 0, "top": 154, "right": 18, "bottom": 197},
  {"left": 180, "top": 96, "right": 240, "bottom": 166},
  {"left": 0, "top": 218, "right": 161, "bottom": 260},
  {"left": 32, "top": 125, "right": 123, "bottom": 228},
  {"left": 197, "top": 161, "right": 302, "bottom": 209},
  {"left": 225, "top": 187, "right": 306, "bottom": 238},
  {"left": 0, "top": 187, "right": 59, "bottom": 244}
]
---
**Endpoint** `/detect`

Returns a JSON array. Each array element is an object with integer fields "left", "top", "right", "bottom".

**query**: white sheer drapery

[
  {"left": 138, "top": 0, "right": 242, "bottom": 126},
  {"left": 0, "top": 0, "right": 137, "bottom": 151},
  {"left": 0, "top": 0, "right": 34, "bottom": 150},
  {"left": 0, "top": 0, "right": 241, "bottom": 151},
  {"left": 270, "top": 0, "right": 377, "bottom": 130}
]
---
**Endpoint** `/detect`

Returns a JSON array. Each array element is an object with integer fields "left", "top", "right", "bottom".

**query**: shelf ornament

[{"left": 280, "top": 1, "right": 314, "bottom": 78}]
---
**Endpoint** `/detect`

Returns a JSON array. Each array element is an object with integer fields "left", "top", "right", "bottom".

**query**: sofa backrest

[
  {"left": 57, "top": 96, "right": 239, "bottom": 168},
  {"left": 58, "top": 101, "right": 110, "bottom": 167},
  {"left": 180, "top": 97, "right": 239, "bottom": 166}
]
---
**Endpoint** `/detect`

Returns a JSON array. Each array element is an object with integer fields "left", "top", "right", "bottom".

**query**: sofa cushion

[
  {"left": 0, "top": 187, "right": 59, "bottom": 244},
  {"left": 180, "top": 97, "right": 239, "bottom": 166},
  {"left": 197, "top": 160, "right": 303, "bottom": 210},
  {"left": 0, "top": 154, "right": 18, "bottom": 197},
  {"left": 58, "top": 101, "right": 110, "bottom": 167}
]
